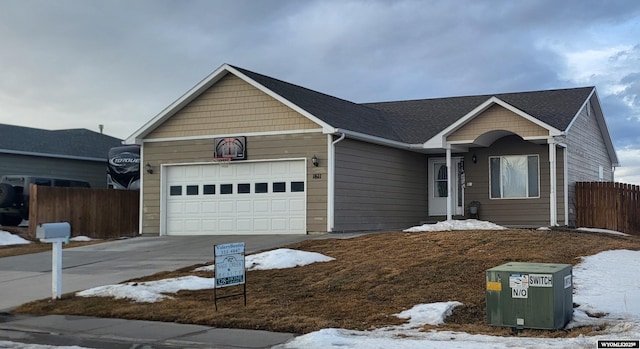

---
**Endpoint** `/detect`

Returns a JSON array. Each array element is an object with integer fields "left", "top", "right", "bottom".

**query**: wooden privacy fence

[
  {"left": 28, "top": 184, "right": 139, "bottom": 239},
  {"left": 575, "top": 182, "right": 640, "bottom": 236}
]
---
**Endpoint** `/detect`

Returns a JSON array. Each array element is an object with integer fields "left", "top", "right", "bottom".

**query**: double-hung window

[{"left": 490, "top": 155, "right": 539, "bottom": 199}]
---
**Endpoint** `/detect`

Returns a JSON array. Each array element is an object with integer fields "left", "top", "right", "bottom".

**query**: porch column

[
  {"left": 446, "top": 146, "right": 452, "bottom": 221},
  {"left": 548, "top": 139, "right": 557, "bottom": 226}
]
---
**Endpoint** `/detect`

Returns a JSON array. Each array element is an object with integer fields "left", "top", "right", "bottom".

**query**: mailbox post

[{"left": 36, "top": 222, "right": 71, "bottom": 299}]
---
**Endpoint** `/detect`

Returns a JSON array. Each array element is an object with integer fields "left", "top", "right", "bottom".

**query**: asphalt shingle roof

[
  {"left": 233, "top": 65, "right": 594, "bottom": 144},
  {"left": 0, "top": 124, "right": 123, "bottom": 160}
]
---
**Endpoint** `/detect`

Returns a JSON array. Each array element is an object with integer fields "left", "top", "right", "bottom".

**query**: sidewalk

[{"left": 0, "top": 313, "right": 296, "bottom": 348}]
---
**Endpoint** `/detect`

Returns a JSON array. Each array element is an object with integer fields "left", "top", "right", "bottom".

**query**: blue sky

[{"left": 0, "top": 0, "right": 639, "bottom": 183}]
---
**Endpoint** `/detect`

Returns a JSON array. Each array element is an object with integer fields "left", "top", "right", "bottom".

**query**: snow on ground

[
  {"left": 0, "top": 342, "right": 86, "bottom": 349},
  {"left": 0, "top": 230, "right": 31, "bottom": 245},
  {"left": 404, "top": 219, "right": 507, "bottom": 232},
  {"left": 78, "top": 248, "right": 335, "bottom": 302},
  {"left": 576, "top": 227, "right": 630, "bottom": 236},
  {"left": 69, "top": 236, "right": 94, "bottom": 242},
  {"left": 277, "top": 249, "right": 640, "bottom": 349},
  {"left": 12, "top": 221, "right": 640, "bottom": 348}
]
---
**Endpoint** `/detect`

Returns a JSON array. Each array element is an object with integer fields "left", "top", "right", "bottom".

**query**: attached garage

[{"left": 164, "top": 159, "right": 306, "bottom": 235}]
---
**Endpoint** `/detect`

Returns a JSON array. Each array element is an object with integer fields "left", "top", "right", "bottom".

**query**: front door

[{"left": 428, "top": 157, "right": 464, "bottom": 216}]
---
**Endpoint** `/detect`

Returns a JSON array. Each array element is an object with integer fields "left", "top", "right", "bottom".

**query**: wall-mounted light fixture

[
  {"left": 311, "top": 155, "right": 319, "bottom": 167},
  {"left": 145, "top": 163, "right": 154, "bottom": 174},
  {"left": 472, "top": 154, "right": 477, "bottom": 164}
]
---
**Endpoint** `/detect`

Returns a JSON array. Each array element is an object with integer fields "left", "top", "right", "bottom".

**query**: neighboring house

[
  {"left": 126, "top": 64, "right": 619, "bottom": 236},
  {"left": 0, "top": 124, "right": 123, "bottom": 188}
]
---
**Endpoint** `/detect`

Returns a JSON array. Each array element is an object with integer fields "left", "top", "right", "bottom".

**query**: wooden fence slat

[
  {"left": 28, "top": 184, "right": 139, "bottom": 238},
  {"left": 575, "top": 181, "right": 640, "bottom": 236}
]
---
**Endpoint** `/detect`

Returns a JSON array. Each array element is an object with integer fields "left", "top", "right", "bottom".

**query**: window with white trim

[{"left": 490, "top": 155, "right": 540, "bottom": 199}]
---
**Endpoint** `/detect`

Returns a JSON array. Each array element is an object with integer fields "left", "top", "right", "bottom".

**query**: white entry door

[{"left": 428, "top": 157, "right": 464, "bottom": 216}]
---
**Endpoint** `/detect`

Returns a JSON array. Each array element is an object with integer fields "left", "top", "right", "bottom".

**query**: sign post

[{"left": 213, "top": 242, "right": 246, "bottom": 310}]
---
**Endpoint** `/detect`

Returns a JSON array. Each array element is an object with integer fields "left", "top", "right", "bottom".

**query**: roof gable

[
  {"left": 0, "top": 124, "right": 122, "bottom": 161},
  {"left": 127, "top": 64, "right": 403, "bottom": 144}
]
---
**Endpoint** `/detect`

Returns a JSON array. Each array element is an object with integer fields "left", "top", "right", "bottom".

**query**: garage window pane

[
  {"left": 220, "top": 184, "right": 233, "bottom": 194},
  {"left": 170, "top": 186, "right": 182, "bottom": 196},
  {"left": 238, "top": 183, "right": 250, "bottom": 194},
  {"left": 203, "top": 185, "right": 215, "bottom": 195},
  {"left": 273, "top": 182, "right": 286, "bottom": 193},
  {"left": 255, "top": 183, "right": 268, "bottom": 193},
  {"left": 186, "top": 185, "right": 198, "bottom": 195},
  {"left": 291, "top": 181, "right": 304, "bottom": 192}
]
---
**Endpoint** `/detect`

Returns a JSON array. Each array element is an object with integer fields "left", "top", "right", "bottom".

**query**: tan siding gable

[
  {"left": 147, "top": 74, "right": 321, "bottom": 139},
  {"left": 448, "top": 104, "right": 548, "bottom": 142}
]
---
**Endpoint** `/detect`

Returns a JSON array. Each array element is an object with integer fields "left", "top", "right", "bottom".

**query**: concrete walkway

[{"left": 0, "top": 313, "right": 295, "bottom": 348}]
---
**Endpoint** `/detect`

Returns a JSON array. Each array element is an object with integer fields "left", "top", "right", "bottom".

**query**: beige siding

[
  {"left": 334, "top": 139, "right": 427, "bottom": 231},
  {"left": 147, "top": 74, "right": 320, "bottom": 139},
  {"left": 565, "top": 98, "right": 615, "bottom": 227},
  {"left": 462, "top": 135, "right": 556, "bottom": 227},
  {"left": 142, "top": 133, "right": 327, "bottom": 235},
  {"left": 448, "top": 105, "right": 548, "bottom": 142}
]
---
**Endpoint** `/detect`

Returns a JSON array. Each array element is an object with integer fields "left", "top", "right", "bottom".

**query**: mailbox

[{"left": 36, "top": 222, "right": 71, "bottom": 240}]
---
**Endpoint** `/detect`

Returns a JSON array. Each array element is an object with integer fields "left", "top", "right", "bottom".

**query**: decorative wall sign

[{"left": 214, "top": 136, "right": 247, "bottom": 160}]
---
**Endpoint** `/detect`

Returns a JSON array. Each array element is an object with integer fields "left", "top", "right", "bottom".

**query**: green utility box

[{"left": 486, "top": 262, "right": 573, "bottom": 330}]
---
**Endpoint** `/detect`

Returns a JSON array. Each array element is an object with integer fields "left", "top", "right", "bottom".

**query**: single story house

[
  {"left": 126, "top": 64, "right": 619, "bottom": 235},
  {"left": 0, "top": 124, "right": 123, "bottom": 188}
]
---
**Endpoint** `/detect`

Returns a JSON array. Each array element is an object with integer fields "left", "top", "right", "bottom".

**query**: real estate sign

[
  {"left": 214, "top": 242, "right": 245, "bottom": 288},
  {"left": 213, "top": 242, "right": 247, "bottom": 310}
]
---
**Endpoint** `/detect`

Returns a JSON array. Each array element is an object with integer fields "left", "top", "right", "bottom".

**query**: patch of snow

[
  {"left": 69, "top": 236, "right": 94, "bottom": 242},
  {"left": 404, "top": 219, "right": 506, "bottom": 232},
  {"left": 394, "top": 302, "right": 463, "bottom": 328},
  {"left": 194, "top": 248, "right": 335, "bottom": 272},
  {"left": 245, "top": 248, "right": 335, "bottom": 270},
  {"left": 0, "top": 230, "right": 31, "bottom": 245},
  {"left": 577, "top": 227, "right": 629, "bottom": 236},
  {"left": 537, "top": 226, "right": 552, "bottom": 231},
  {"left": 77, "top": 276, "right": 215, "bottom": 303},
  {"left": 0, "top": 341, "right": 88, "bottom": 349}
]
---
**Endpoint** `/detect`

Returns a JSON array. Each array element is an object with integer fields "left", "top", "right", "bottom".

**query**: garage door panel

[
  {"left": 253, "top": 200, "right": 269, "bottom": 213},
  {"left": 290, "top": 218, "right": 305, "bottom": 230},
  {"left": 219, "top": 218, "right": 236, "bottom": 231},
  {"left": 218, "top": 201, "right": 235, "bottom": 213},
  {"left": 236, "top": 200, "right": 253, "bottom": 213},
  {"left": 271, "top": 199, "right": 288, "bottom": 212},
  {"left": 166, "top": 160, "right": 306, "bottom": 235},
  {"left": 289, "top": 198, "right": 305, "bottom": 212},
  {"left": 201, "top": 219, "right": 218, "bottom": 232},
  {"left": 184, "top": 220, "right": 201, "bottom": 232},
  {"left": 253, "top": 218, "right": 270, "bottom": 231},
  {"left": 202, "top": 201, "right": 218, "bottom": 213},
  {"left": 271, "top": 218, "right": 287, "bottom": 231},
  {"left": 184, "top": 202, "right": 201, "bottom": 214}
]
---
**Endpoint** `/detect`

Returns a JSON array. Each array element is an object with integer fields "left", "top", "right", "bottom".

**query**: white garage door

[{"left": 165, "top": 160, "right": 306, "bottom": 235}]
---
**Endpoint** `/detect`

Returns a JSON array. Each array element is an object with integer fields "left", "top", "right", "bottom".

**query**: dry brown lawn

[{"left": 13, "top": 229, "right": 640, "bottom": 337}]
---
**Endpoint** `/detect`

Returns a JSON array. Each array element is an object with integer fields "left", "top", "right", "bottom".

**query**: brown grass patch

[{"left": 13, "top": 229, "right": 640, "bottom": 336}]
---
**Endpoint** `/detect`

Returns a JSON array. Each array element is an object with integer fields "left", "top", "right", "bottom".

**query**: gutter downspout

[{"left": 328, "top": 132, "right": 346, "bottom": 232}]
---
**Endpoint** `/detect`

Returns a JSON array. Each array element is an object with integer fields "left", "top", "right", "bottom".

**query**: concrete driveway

[{"left": 0, "top": 234, "right": 314, "bottom": 311}]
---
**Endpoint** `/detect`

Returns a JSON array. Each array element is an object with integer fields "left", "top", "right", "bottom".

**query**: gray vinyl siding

[
  {"left": 334, "top": 139, "right": 427, "bottom": 231},
  {"left": 142, "top": 132, "right": 327, "bottom": 235},
  {"left": 565, "top": 98, "right": 615, "bottom": 227},
  {"left": 0, "top": 153, "right": 108, "bottom": 188},
  {"left": 463, "top": 135, "right": 556, "bottom": 227}
]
